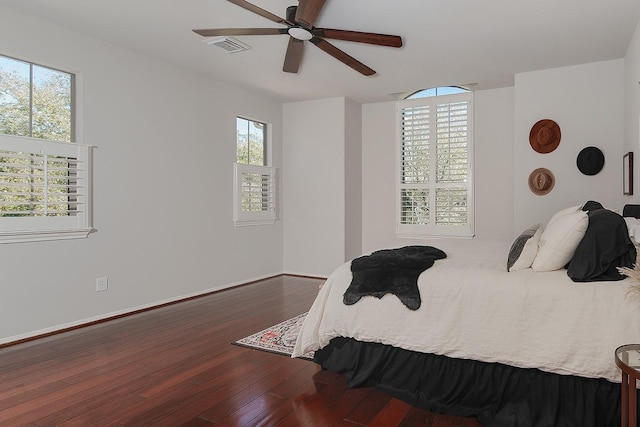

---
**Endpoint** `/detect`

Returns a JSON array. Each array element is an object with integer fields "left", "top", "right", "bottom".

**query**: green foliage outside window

[
  {"left": 0, "top": 56, "right": 72, "bottom": 142},
  {"left": 236, "top": 117, "right": 269, "bottom": 213},
  {"left": 236, "top": 117, "right": 265, "bottom": 166},
  {"left": 0, "top": 55, "right": 74, "bottom": 217},
  {"left": 399, "top": 88, "right": 471, "bottom": 231}
]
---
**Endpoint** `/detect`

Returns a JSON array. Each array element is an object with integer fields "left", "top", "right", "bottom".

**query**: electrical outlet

[{"left": 96, "top": 277, "right": 108, "bottom": 292}]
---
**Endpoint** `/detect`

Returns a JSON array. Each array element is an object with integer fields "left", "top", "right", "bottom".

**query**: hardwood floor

[{"left": 0, "top": 275, "right": 483, "bottom": 426}]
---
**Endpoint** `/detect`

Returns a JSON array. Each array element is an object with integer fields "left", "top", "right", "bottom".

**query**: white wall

[
  {"left": 344, "top": 99, "right": 363, "bottom": 261},
  {"left": 514, "top": 60, "right": 625, "bottom": 233},
  {"left": 624, "top": 19, "right": 640, "bottom": 203},
  {"left": 472, "top": 88, "right": 515, "bottom": 241},
  {"left": 0, "top": 7, "right": 284, "bottom": 343},
  {"left": 361, "top": 88, "right": 515, "bottom": 253},
  {"left": 361, "top": 101, "right": 397, "bottom": 252},
  {"left": 362, "top": 59, "right": 626, "bottom": 250},
  {"left": 282, "top": 97, "right": 348, "bottom": 276}
]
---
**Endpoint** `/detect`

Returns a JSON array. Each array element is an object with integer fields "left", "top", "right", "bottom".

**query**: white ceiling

[{"left": 4, "top": 0, "right": 640, "bottom": 103}]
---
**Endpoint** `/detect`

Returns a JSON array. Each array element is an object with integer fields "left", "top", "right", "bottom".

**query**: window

[
  {"left": 236, "top": 117, "right": 265, "bottom": 166},
  {"left": 234, "top": 117, "right": 277, "bottom": 226},
  {"left": 405, "top": 86, "right": 468, "bottom": 99},
  {"left": 0, "top": 55, "right": 74, "bottom": 142},
  {"left": 0, "top": 54, "right": 93, "bottom": 243},
  {"left": 396, "top": 87, "right": 473, "bottom": 238}
]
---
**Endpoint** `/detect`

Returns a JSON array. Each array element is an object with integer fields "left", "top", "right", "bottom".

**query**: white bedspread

[{"left": 292, "top": 240, "right": 640, "bottom": 383}]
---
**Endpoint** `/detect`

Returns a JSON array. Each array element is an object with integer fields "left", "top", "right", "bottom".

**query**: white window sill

[
  {"left": 0, "top": 228, "right": 94, "bottom": 244},
  {"left": 234, "top": 219, "right": 277, "bottom": 227}
]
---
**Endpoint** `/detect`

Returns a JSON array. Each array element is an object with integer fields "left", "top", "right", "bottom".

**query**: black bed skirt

[{"left": 314, "top": 337, "right": 633, "bottom": 427}]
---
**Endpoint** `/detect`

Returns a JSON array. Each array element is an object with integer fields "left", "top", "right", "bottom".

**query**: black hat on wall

[{"left": 576, "top": 146, "right": 605, "bottom": 175}]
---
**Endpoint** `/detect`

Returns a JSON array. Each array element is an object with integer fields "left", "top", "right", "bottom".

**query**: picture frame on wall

[{"left": 624, "top": 152, "right": 634, "bottom": 195}]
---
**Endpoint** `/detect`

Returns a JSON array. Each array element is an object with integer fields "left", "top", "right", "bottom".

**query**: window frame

[
  {"left": 236, "top": 116, "right": 266, "bottom": 166},
  {"left": 0, "top": 134, "right": 93, "bottom": 243},
  {"left": 0, "top": 53, "right": 76, "bottom": 143},
  {"left": 0, "top": 54, "right": 91, "bottom": 244},
  {"left": 396, "top": 91, "right": 474, "bottom": 238},
  {"left": 233, "top": 116, "right": 277, "bottom": 226}
]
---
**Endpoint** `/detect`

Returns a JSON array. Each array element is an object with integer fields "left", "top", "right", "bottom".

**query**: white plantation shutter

[
  {"left": 399, "top": 103, "right": 430, "bottom": 226},
  {"left": 0, "top": 134, "right": 93, "bottom": 243},
  {"left": 401, "top": 105, "right": 430, "bottom": 185},
  {"left": 436, "top": 101, "right": 468, "bottom": 184},
  {"left": 234, "top": 163, "right": 277, "bottom": 225},
  {"left": 400, "top": 188, "right": 429, "bottom": 225},
  {"left": 397, "top": 92, "right": 473, "bottom": 237}
]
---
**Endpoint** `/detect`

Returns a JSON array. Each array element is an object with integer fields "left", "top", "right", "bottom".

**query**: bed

[{"left": 292, "top": 203, "right": 640, "bottom": 427}]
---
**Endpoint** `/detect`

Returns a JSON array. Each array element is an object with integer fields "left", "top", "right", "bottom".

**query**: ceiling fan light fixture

[
  {"left": 288, "top": 27, "right": 313, "bottom": 41},
  {"left": 203, "top": 36, "right": 251, "bottom": 53}
]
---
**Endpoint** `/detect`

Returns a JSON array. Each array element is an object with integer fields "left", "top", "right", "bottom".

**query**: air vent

[{"left": 203, "top": 37, "right": 251, "bottom": 53}]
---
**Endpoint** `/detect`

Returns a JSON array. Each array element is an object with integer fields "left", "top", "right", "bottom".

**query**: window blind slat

[
  {"left": 435, "top": 100, "right": 469, "bottom": 184},
  {"left": 234, "top": 163, "right": 277, "bottom": 225},
  {"left": 400, "top": 104, "right": 430, "bottom": 185},
  {"left": 0, "top": 140, "right": 90, "bottom": 221}
]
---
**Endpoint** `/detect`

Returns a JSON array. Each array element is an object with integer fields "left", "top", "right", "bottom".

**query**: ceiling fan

[{"left": 193, "top": 0, "right": 403, "bottom": 76}]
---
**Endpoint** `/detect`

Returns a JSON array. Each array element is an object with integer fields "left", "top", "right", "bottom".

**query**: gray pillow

[{"left": 507, "top": 224, "right": 543, "bottom": 272}]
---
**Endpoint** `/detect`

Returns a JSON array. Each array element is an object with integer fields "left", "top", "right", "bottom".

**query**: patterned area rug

[{"left": 233, "top": 312, "right": 314, "bottom": 360}]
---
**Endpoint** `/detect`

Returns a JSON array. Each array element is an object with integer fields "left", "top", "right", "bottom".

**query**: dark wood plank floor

[{"left": 0, "top": 275, "right": 483, "bottom": 426}]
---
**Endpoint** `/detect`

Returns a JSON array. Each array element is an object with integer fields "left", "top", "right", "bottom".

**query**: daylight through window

[
  {"left": 0, "top": 54, "right": 92, "bottom": 243},
  {"left": 397, "top": 87, "right": 474, "bottom": 238},
  {"left": 236, "top": 117, "right": 265, "bottom": 166},
  {"left": 0, "top": 54, "right": 73, "bottom": 142},
  {"left": 234, "top": 116, "right": 277, "bottom": 226}
]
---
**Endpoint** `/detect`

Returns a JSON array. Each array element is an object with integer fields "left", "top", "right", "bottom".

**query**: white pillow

[
  {"left": 532, "top": 208, "right": 588, "bottom": 272},
  {"left": 548, "top": 204, "right": 581, "bottom": 224},
  {"left": 625, "top": 217, "right": 640, "bottom": 245},
  {"left": 507, "top": 223, "right": 543, "bottom": 272}
]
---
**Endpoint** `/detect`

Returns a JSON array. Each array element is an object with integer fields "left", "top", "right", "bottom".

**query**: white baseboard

[
  {"left": 282, "top": 270, "right": 328, "bottom": 279},
  {"left": 0, "top": 272, "right": 284, "bottom": 346}
]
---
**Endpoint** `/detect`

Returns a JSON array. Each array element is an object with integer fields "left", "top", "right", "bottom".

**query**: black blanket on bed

[
  {"left": 567, "top": 208, "right": 636, "bottom": 282},
  {"left": 343, "top": 245, "right": 446, "bottom": 310}
]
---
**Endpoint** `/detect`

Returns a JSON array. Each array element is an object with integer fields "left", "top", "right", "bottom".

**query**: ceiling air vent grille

[{"left": 203, "top": 37, "right": 251, "bottom": 53}]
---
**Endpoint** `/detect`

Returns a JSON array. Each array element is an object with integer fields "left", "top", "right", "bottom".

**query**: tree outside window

[
  {"left": 397, "top": 87, "right": 473, "bottom": 237},
  {"left": 234, "top": 116, "right": 275, "bottom": 222},
  {"left": 236, "top": 117, "right": 265, "bottom": 166},
  {"left": 0, "top": 55, "right": 73, "bottom": 142},
  {"left": 0, "top": 55, "right": 75, "bottom": 218}
]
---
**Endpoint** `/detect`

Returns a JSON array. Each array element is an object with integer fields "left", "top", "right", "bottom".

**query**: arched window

[{"left": 405, "top": 86, "right": 469, "bottom": 99}]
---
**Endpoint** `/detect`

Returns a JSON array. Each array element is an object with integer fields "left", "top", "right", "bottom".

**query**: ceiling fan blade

[
  {"left": 193, "top": 28, "right": 288, "bottom": 37},
  {"left": 283, "top": 37, "right": 304, "bottom": 73},
  {"left": 314, "top": 28, "right": 403, "bottom": 48},
  {"left": 295, "top": 0, "right": 327, "bottom": 28},
  {"left": 310, "top": 37, "right": 375, "bottom": 76},
  {"left": 227, "top": 0, "right": 293, "bottom": 26}
]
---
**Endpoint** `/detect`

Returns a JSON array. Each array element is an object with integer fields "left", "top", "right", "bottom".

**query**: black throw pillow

[
  {"left": 581, "top": 200, "right": 603, "bottom": 212},
  {"left": 567, "top": 209, "right": 636, "bottom": 282}
]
